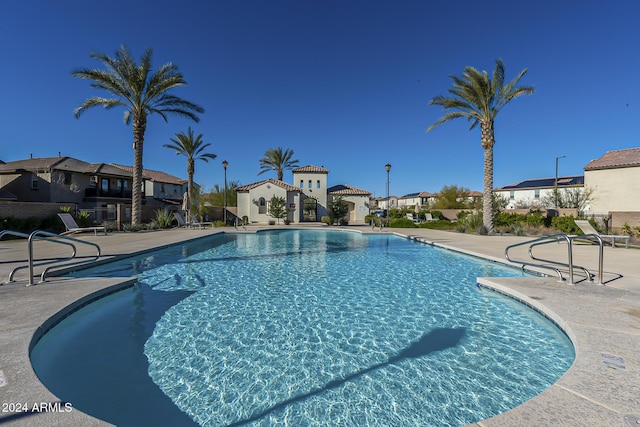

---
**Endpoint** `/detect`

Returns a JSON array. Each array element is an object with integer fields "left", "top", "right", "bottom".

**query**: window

[
  {"left": 534, "top": 189, "right": 540, "bottom": 199},
  {"left": 31, "top": 174, "right": 38, "bottom": 189},
  {"left": 308, "top": 180, "right": 312, "bottom": 188},
  {"left": 258, "top": 197, "right": 266, "bottom": 214},
  {"left": 300, "top": 180, "right": 304, "bottom": 188},
  {"left": 101, "top": 178, "right": 109, "bottom": 195},
  {"left": 316, "top": 180, "right": 320, "bottom": 189},
  {"left": 509, "top": 191, "right": 515, "bottom": 200},
  {"left": 64, "top": 172, "right": 72, "bottom": 185}
]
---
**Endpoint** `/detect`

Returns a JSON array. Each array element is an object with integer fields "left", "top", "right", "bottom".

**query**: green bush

[
  {"left": 464, "top": 213, "right": 483, "bottom": 230},
  {"left": 457, "top": 210, "right": 473, "bottom": 221},
  {"left": 417, "top": 220, "right": 456, "bottom": 230},
  {"left": 153, "top": 209, "right": 175, "bottom": 229},
  {"left": 388, "top": 218, "right": 417, "bottom": 228},
  {"left": 321, "top": 216, "right": 331, "bottom": 225},
  {"left": 551, "top": 215, "right": 581, "bottom": 234}
]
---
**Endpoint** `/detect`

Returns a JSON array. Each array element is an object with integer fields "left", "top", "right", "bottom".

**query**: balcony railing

[{"left": 84, "top": 188, "right": 133, "bottom": 198}]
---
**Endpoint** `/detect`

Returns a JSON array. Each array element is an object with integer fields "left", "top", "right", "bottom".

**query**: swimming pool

[{"left": 31, "top": 230, "right": 574, "bottom": 426}]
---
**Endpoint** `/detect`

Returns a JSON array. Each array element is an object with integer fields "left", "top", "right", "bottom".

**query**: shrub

[
  {"left": 388, "top": 218, "right": 417, "bottom": 228},
  {"left": 551, "top": 215, "right": 580, "bottom": 234},
  {"left": 511, "top": 224, "right": 526, "bottom": 236},
  {"left": 417, "top": 220, "right": 456, "bottom": 230},
  {"left": 153, "top": 209, "right": 174, "bottom": 229},
  {"left": 268, "top": 219, "right": 276, "bottom": 225},
  {"left": 321, "top": 216, "right": 331, "bottom": 225},
  {"left": 457, "top": 210, "right": 472, "bottom": 221},
  {"left": 283, "top": 219, "right": 291, "bottom": 225},
  {"left": 464, "top": 213, "right": 483, "bottom": 230},
  {"left": 455, "top": 223, "right": 468, "bottom": 233}
]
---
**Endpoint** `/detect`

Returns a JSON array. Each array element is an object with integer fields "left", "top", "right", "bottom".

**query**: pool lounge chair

[
  {"left": 188, "top": 213, "right": 214, "bottom": 229},
  {"left": 574, "top": 219, "right": 630, "bottom": 248},
  {"left": 173, "top": 212, "right": 213, "bottom": 229},
  {"left": 57, "top": 213, "right": 106, "bottom": 236}
]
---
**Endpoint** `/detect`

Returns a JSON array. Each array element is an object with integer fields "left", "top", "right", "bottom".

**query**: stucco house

[
  {"left": 584, "top": 147, "right": 640, "bottom": 217},
  {"left": 236, "top": 165, "right": 371, "bottom": 224},
  {"left": 0, "top": 155, "right": 192, "bottom": 223},
  {"left": 111, "top": 164, "right": 188, "bottom": 207},
  {"left": 0, "top": 156, "right": 134, "bottom": 205},
  {"left": 494, "top": 176, "right": 584, "bottom": 209}
]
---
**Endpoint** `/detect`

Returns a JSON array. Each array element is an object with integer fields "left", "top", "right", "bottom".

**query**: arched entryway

[{"left": 302, "top": 196, "right": 318, "bottom": 222}]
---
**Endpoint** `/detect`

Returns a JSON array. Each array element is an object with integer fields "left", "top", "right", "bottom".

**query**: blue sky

[{"left": 1, "top": 1, "right": 638, "bottom": 198}]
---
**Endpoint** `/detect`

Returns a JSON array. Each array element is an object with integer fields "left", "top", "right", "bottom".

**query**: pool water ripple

[{"left": 33, "top": 230, "right": 574, "bottom": 427}]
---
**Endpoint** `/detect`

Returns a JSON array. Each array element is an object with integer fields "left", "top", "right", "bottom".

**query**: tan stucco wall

[
  {"left": 237, "top": 183, "right": 301, "bottom": 223},
  {"left": 585, "top": 167, "right": 640, "bottom": 214}
]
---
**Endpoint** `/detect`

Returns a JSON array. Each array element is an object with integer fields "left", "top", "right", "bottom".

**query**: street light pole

[
  {"left": 222, "top": 160, "right": 228, "bottom": 224},
  {"left": 385, "top": 163, "right": 391, "bottom": 224},
  {"left": 555, "top": 155, "right": 566, "bottom": 209}
]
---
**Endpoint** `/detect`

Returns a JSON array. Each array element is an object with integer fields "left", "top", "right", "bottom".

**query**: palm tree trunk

[
  {"left": 481, "top": 121, "right": 495, "bottom": 233},
  {"left": 131, "top": 113, "right": 147, "bottom": 225},
  {"left": 187, "top": 158, "right": 195, "bottom": 213}
]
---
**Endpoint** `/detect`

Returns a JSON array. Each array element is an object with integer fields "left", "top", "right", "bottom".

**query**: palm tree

[
  {"left": 258, "top": 147, "right": 299, "bottom": 181},
  {"left": 427, "top": 58, "right": 534, "bottom": 233},
  {"left": 163, "top": 127, "right": 216, "bottom": 211},
  {"left": 72, "top": 44, "right": 204, "bottom": 225}
]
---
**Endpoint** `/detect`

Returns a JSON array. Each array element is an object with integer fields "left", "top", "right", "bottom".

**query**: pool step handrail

[
  {"left": 2, "top": 229, "right": 101, "bottom": 286},
  {"left": 505, "top": 233, "right": 604, "bottom": 285}
]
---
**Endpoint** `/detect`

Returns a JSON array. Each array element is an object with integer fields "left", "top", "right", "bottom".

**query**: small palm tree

[
  {"left": 164, "top": 127, "right": 216, "bottom": 210},
  {"left": 427, "top": 58, "right": 534, "bottom": 233},
  {"left": 72, "top": 44, "right": 204, "bottom": 225},
  {"left": 258, "top": 147, "right": 299, "bottom": 181}
]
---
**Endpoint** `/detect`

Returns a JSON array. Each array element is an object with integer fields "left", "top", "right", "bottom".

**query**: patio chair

[
  {"left": 574, "top": 219, "right": 630, "bottom": 248},
  {"left": 173, "top": 212, "right": 190, "bottom": 228},
  {"left": 188, "top": 213, "right": 214, "bottom": 229},
  {"left": 57, "top": 213, "right": 106, "bottom": 236}
]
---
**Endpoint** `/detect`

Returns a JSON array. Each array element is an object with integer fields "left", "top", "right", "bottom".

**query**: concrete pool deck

[{"left": 0, "top": 225, "right": 638, "bottom": 426}]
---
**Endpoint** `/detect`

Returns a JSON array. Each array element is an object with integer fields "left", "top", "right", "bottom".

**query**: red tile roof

[
  {"left": 236, "top": 178, "right": 301, "bottom": 192},
  {"left": 584, "top": 147, "right": 640, "bottom": 170},
  {"left": 328, "top": 184, "right": 371, "bottom": 196},
  {"left": 292, "top": 165, "right": 329, "bottom": 173},
  {"left": 110, "top": 164, "right": 186, "bottom": 184}
]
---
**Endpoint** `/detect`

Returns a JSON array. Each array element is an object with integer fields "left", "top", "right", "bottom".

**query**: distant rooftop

[
  {"left": 110, "top": 164, "right": 186, "bottom": 185},
  {"left": 292, "top": 165, "right": 329, "bottom": 174},
  {"left": 584, "top": 147, "right": 640, "bottom": 170},
  {"left": 328, "top": 184, "right": 371, "bottom": 196},
  {"left": 496, "top": 175, "right": 584, "bottom": 191}
]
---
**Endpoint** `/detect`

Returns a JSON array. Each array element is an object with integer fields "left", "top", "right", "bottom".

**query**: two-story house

[{"left": 236, "top": 165, "right": 371, "bottom": 224}]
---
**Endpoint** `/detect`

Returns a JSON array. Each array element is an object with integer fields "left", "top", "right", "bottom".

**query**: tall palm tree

[
  {"left": 72, "top": 44, "right": 204, "bottom": 225},
  {"left": 258, "top": 147, "right": 299, "bottom": 181},
  {"left": 163, "top": 127, "right": 216, "bottom": 211},
  {"left": 427, "top": 58, "right": 534, "bottom": 233}
]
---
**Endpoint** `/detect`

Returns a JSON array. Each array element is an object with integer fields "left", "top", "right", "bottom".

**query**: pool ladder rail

[
  {"left": 505, "top": 233, "right": 604, "bottom": 285},
  {"left": 0, "top": 229, "right": 101, "bottom": 286}
]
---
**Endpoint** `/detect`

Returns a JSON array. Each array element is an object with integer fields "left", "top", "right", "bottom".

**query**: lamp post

[
  {"left": 385, "top": 163, "right": 391, "bottom": 223},
  {"left": 222, "top": 160, "right": 228, "bottom": 224},
  {"left": 555, "top": 155, "right": 566, "bottom": 209}
]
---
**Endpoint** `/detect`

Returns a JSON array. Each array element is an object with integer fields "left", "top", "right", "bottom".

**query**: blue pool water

[{"left": 31, "top": 230, "right": 574, "bottom": 426}]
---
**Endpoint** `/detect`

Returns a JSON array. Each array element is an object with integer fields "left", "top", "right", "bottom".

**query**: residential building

[
  {"left": 584, "top": 147, "right": 640, "bottom": 215},
  {"left": 236, "top": 165, "right": 371, "bottom": 223},
  {"left": 0, "top": 156, "right": 134, "bottom": 220},
  {"left": 111, "top": 164, "right": 188, "bottom": 207},
  {"left": 494, "top": 176, "right": 584, "bottom": 210}
]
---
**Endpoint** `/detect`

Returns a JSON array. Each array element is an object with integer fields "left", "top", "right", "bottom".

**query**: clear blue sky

[{"left": 1, "top": 1, "right": 638, "bottom": 198}]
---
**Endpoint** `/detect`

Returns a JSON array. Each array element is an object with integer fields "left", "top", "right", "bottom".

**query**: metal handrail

[
  {"left": 505, "top": 233, "right": 604, "bottom": 285},
  {"left": 527, "top": 235, "right": 592, "bottom": 284},
  {"left": 505, "top": 234, "right": 567, "bottom": 282},
  {"left": 2, "top": 229, "right": 101, "bottom": 286}
]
